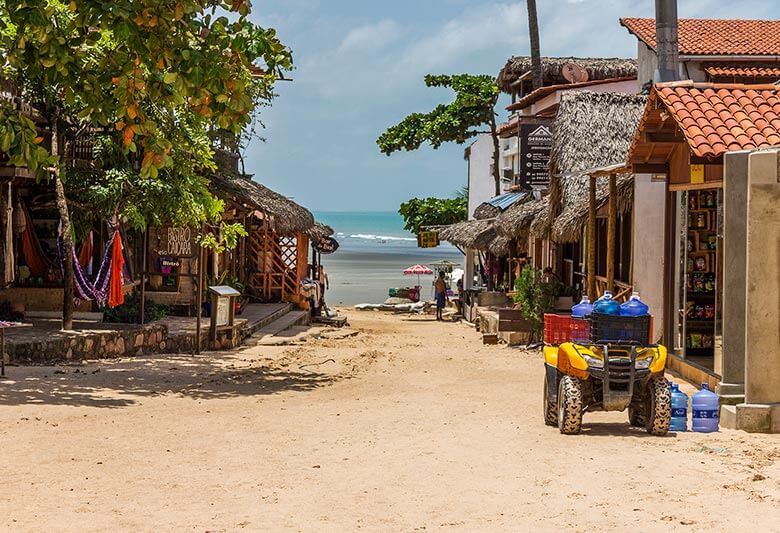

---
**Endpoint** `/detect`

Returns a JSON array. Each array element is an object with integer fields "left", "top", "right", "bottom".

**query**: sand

[{"left": 1, "top": 311, "right": 779, "bottom": 532}]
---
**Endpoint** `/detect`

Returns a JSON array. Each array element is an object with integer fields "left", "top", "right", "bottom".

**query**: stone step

[{"left": 248, "top": 310, "right": 310, "bottom": 343}]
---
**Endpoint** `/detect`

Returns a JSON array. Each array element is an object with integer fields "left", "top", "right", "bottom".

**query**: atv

[{"left": 543, "top": 341, "right": 671, "bottom": 435}]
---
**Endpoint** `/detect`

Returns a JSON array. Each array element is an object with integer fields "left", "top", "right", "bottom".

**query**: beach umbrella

[{"left": 403, "top": 264, "right": 433, "bottom": 286}]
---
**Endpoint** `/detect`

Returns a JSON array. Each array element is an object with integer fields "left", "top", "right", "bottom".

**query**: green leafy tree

[
  {"left": 398, "top": 195, "right": 467, "bottom": 235},
  {"left": 377, "top": 74, "right": 502, "bottom": 196},
  {"left": 0, "top": 0, "right": 292, "bottom": 329}
]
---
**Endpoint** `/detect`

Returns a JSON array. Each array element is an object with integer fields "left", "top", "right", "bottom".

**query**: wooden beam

[
  {"left": 632, "top": 163, "right": 670, "bottom": 174},
  {"left": 587, "top": 175, "right": 597, "bottom": 301},
  {"left": 606, "top": 173, "right": 617, "bottom": 294},
  {"left": 644, "top": 132, "right": 686, "bottom": 143}
]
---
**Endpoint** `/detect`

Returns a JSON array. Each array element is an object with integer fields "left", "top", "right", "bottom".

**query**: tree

[
  {"left": 0, "top": 0, "right": 292, "bottom": 329},
  {"left": 526, "top": 0, "right": 543, "bottom": 91},
  {"left": 377, "top": 74, "right": 502, "bottom": 196},
  {"left": 398, "top": 195, "right": 467, "bottom": 236}
]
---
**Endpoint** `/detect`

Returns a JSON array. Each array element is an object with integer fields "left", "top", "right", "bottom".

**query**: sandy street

[{"left": 1, "top": 311, "right": 779, "bottom": 532}]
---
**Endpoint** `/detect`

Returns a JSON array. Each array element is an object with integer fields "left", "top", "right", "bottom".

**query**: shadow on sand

[{"left": 0, "top": 352, "right": 339, "bottom": 409}]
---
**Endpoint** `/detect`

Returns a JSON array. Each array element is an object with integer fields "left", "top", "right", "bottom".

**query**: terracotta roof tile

[
  {"left": 654, "top": 82, "right": 780, "bottom": 158},
  {"left": 706, "top": 65, "right": 780, "bottom": 78},
  {"left": 620, "top": 18, "right": 780, "bottom": 56}
]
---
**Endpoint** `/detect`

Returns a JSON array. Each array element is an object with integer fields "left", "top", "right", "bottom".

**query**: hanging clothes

[
  {"left": 77, "top": 231, "right": 93, "bottom": 273},
  {"left": 20, "top": 203, "right": 52, "bottom": 278},
  {"left": 107, "top": 229, "right": 125, "bottom": 308},
  {"left": 4, "top": 182, "right": 14, "bottom": 286}
]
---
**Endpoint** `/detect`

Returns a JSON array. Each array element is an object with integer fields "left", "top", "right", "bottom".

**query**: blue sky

[{"left": 247, "top": 0, "right": 776, "bottom": 212}]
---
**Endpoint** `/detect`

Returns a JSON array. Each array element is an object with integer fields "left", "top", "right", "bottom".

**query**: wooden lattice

[{"left": 246, "top": 217, "right": 301, "bottom": 303}]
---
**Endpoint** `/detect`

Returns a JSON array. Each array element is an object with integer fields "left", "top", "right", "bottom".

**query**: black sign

[
  {"left": 150, "top": 226, "right": 197, "bottom": 258},
  {"left": 315, "top": 237, "right": 339, "bottom": 254},
  {"left": 519, "top": 122, "right": 552, "bottom": 190}
]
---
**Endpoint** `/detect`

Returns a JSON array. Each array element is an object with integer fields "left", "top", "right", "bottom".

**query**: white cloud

[{"left": 339, "top": 19, "right": 404, "bottom": 53}]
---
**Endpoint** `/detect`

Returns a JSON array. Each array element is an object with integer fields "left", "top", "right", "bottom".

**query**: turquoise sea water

[{"left": 313, "top": 211, "right": 464, "bottom": 305}]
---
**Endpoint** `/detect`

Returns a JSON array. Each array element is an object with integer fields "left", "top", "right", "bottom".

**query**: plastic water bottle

[
  {"left": 593, "top": 290, "right": 620, "bottom": 315},
  {"left": 669, "top": 383, "right": 688, "bottom": 432},
  {"left": 620, "top": 292, "right": 650, "bottom": 316},
  {"left": 692, "top": 384, "right": 719, "bottom": 433},
  {"left": 571, "top": 296, "right": 593, "bottom": 318}
]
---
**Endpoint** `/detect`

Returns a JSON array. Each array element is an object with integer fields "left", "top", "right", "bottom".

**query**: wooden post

[
  {"left": 606, "top": 173, "right": 617, "bottom": 293},
  {"left": 587, "top": 175, "right": 597, "bottom": 301},
  {"left": 139, "top": 230, "right": 147, "bottom": 324},
  {"left": 195, "top": 223, "right": 204, "bottom": 355}
]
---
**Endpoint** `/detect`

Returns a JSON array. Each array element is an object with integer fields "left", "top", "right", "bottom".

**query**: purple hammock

[{"left": 58, "top": 232, "right": 116, "bottom": 306}]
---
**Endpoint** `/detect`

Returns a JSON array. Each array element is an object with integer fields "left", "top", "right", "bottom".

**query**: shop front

[{"left": 628, "top": 81, "right": 780, "bottom": 382}]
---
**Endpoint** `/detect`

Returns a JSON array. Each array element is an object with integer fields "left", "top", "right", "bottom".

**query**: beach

[
  {"left": 314, "top": 211, "right": 464, "bottom": 305},
  {"left": 1, "top": 311, "right": 778, "bottom": 531}
]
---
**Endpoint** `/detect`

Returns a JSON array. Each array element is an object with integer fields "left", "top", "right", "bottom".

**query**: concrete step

[
  {"left": 244, "top": 303, "right": 294, "bottom": 335},
  {"left": 248, "top": 310, "right": 309, "bottom": 343}
]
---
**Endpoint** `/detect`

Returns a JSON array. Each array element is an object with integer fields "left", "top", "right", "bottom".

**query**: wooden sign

[
  {"left": 151, "top": 226, "right": 197, "bottom": 258},
  {"left": 690, "top": 164, "right": 705, "bottom": 184},
  {"left": 417, "top": 231, "right": 440, "bottom": 248}
]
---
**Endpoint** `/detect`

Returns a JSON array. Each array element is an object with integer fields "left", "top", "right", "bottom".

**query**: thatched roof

[
  {"left": 532, "top": 91, "right": 646, "bottom": 242},
  {"left": 473, "top": 203, "right": 501, "bottom": 220},
  {"left": 488, "top": 234, "right": 512, "bottom": 257},
  {"left": 211, "top": 173, "right": 315, "bottom": 236},
  {"left": 495, "top": 197, "right": 548, "bottom": 239},
  {"left": 438, "top": 219, "right": 493, "bottom": 249},
  {"left": 497, "top": 57, "right": 638, "bottom": 93},
  {"left": 308, "top": 222, "right": 334, "bottom": 243}
]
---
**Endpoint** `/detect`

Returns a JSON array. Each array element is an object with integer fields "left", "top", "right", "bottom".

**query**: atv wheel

[
  {"left": 645, "top": 375, "right": 671, "bottom": 436},
  {"left": 628, "top": 406, "right": 645, "bottom": 427},
  {"left": 557, "top": 375, "right": 583, "bottom": 435},
  {"left": 543, "top": 374, "right": 558, "bottom": 427}
]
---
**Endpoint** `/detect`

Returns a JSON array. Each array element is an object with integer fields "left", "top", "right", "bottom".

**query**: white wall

[
  {"left": 631, "top": 174, "right": 667, "bottom": 342},
  {"left": 467, "top": 134, "right": 497, "bottom": 219}
]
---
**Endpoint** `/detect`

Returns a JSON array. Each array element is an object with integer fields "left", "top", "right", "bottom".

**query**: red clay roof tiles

[
  {"left": 654, "top": 82, "right": 780, "bottom": 158},
  {"left": 708, "top": 65, "right": 780, "bottom": 78},
  {"left": 620, "top": 18, "right": 780, "bottom": 56}
]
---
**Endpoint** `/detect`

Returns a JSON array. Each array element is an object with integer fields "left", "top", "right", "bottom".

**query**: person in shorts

[{"left": 434, "top": 271, "right": 448, "bottom": 321}]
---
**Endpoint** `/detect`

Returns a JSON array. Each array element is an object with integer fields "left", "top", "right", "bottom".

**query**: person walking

[{"left": 434, "top": 271, "right": 448, "bottom": 321}]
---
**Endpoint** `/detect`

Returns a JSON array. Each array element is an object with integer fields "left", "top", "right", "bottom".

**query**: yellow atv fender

[
  {"left": 645, "top": 344, "right": 668, "bottom": 375},
  {"left": 556, "top": 342, "right": 591, "bottom": 380}
]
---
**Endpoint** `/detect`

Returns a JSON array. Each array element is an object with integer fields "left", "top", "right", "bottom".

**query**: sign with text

[
  {"left": 314, "top": 237, "right": 340, "bottom": 255},
  {"left": 150, "top": 226, "right": 197, "bottom": 258},
  {"left": 518, "top": 122, "right": 553, "bottom": 191},
  {"left": 417, "top": 231, "right": 440, "bottom": 249}
]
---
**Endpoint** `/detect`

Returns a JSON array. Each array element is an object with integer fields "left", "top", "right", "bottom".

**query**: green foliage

[
  {"left": 102, "top": 287, "right": 168, "bottom": 324},
  {"left": 377, "top": 74, "right": 498, "bottom": 155},
  {"left": 513, "top": 266, "right": 560, "bottom": 336},
  {"left": 398, "top": 196, "right": 467, "bottom": 235},
  {"left": 198, "top": 222, "right": 248, "bottom": 254},
  {"left": 0, "top": 0, "right": 292, "bottom": 251}
]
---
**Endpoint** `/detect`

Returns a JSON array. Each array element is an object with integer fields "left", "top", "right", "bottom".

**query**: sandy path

[{"left": 1, "top": 311, "right": 779, "bottom": 532}]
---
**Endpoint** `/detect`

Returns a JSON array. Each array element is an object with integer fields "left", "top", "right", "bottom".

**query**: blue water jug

[
  {"left": 620, "top": 292, "right": 650, "bottom": 317},
  {"left": 692, "top": 384, "right": 719, "bottom": 433},
  {"left": 593, "top": 290, "right": 620, "bottom": 315},
  {"left": 571, "top": 296, "right": 593, "bottom": 318},
  {"left": 669, "top": 383, "right": 688, "bottom": 432}
]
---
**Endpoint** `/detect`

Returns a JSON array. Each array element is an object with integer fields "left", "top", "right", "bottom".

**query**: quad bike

[{"left": 543, "top": 340, "right": 671, "bottom": 435}]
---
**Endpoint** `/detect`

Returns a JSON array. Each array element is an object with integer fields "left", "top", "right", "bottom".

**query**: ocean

[{"left": 313, "top": 211, "right": 464, "bottom": 306}]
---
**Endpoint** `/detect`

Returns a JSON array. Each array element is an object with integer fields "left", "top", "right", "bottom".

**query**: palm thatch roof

[
  {"left": 533, "top": 91, "right": 646, "bottom": 242},
  {"left": 438, "top": 219, "right": 493, "bottom": 249},
  {"left": 497, "top": 57, "right": 638, "bottom": 93},
  {"left": 473, "top": 203, "right": 501, "bottom": 220},
  {"left": 488, "top": 234, "right": 512, "bottom": 257},
  {"left": 495, "top": 197, "right": 548, "bottom": 239},
  {"left": 211, "top": 173, "right": 315, "bottom": 236},
  {"left": 308, "top": 222, "right": 334, "bottom": 243}
]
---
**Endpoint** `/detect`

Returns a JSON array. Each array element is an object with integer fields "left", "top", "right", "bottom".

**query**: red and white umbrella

[{"left": 403, "top": 264, "right": 433, "bottom": 286}]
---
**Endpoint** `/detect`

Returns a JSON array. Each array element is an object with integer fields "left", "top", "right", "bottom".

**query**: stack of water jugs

[
  {"left": 571, "top": 290, "right": 649, "bottom": 318},
  {"left": 669, "top": 382, "right": 719, "bottom": 432}
]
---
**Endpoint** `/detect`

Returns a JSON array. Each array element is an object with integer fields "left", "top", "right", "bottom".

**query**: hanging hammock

[{"left": 59, "top": 229, "right": 122, "bottom": 307}]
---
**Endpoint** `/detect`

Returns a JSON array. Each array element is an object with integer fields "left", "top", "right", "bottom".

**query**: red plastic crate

[{"left": 543, "top": 314, "right": 591, "bottom": 345}]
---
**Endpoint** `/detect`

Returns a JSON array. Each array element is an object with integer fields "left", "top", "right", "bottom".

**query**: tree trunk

[
  {"left": 527, "top": 0, "right": 543, "bottom": 91},
  {"left": 606, "top": 173, "right": 617, "bottom": 293},
  {"left": 53, "top": 150, "right": 75, "bottom": 330},
  {"left": 587, "top": 175, "right": 597, "bottom": 302},
  {"left": 489, "top": 114, "right": 501, "bottom": 196}
]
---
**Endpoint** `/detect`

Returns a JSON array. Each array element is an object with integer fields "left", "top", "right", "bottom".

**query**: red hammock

[{"left": 107, "top": 229, "right": 125, "bottom": 308}]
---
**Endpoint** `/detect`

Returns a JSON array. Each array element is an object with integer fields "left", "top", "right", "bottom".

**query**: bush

[
  {"left": 102, "top": 288, "right": 169, "bottom": 324},
  {"left": 513, "top": 266, "right": 560, "bottom": 338}
]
